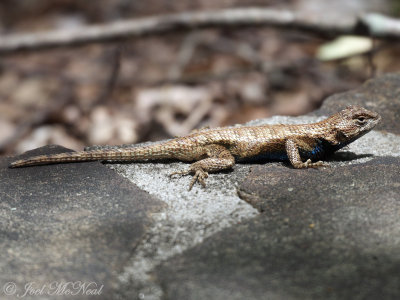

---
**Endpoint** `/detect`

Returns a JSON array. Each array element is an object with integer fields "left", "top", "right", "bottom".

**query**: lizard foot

[
  {"left": 293, "top": 159, "right": 328, "bottom": 169},
  {"left": 189, "top": 169, "right": 208, "bottom": 191},
  {"left": 169, "top": 168, "right": 209, "bottom": 190},
  {"left": 302, "top": 159, "right": 329, "bottom": 168}
]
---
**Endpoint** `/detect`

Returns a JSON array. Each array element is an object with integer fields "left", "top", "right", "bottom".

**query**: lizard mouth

[
  {"left": 372, "top": 113, "right": 381, "bottom": 128},
  {"left": 368, "top": 110, "right": 381, "bottom": 126}
]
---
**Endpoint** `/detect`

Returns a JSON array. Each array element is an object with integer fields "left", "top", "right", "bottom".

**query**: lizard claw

[
  {"left": 170, "top": 167, "right": 209, "bottom": 190},
  {"left": 293, "top": 159, "right": 328, "bottom": 169},
  {"left": 169, "top": 169, "right": 190, "bottom": 178},
  {"left": 189, "top": 169, "right": 208, "bottom": 191},
  {"left": 304, "top": 159, "right": 328, "bottom": 168}
]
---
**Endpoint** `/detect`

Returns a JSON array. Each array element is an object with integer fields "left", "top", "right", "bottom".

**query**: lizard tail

[{"left": 9, "top": 146, "right": 173, "bottom": 168}]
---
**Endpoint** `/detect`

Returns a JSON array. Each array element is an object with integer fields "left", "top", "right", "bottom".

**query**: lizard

[{"left": 9, "top": 105, "right": 381, "bottom": 190}]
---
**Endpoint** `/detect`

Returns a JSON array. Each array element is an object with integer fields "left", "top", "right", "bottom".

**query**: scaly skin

[{"left": 9, "top": 106, "right": 381, "bottom": 190}]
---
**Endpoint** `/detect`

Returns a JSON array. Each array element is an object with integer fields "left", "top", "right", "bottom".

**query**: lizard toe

[
  {"left": 293, "top": 159, "right": 328, "bottom": 169},
  {"left": 188, "top": 169, "right": 208, "bottom": 190},
  {"left": 309, "top": 160, "right": 329, "bottom": 168},
  {"left": 169, "top": 169, "right": 190, "bottom": 178}
]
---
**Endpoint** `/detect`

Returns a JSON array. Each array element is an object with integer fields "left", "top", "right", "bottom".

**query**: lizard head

[{"left": 328, "top": 105, "right": 381, "bottom": 143}]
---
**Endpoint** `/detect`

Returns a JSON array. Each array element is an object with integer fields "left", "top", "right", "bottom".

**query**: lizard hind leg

[{"left": 169, "top": 144, "right": 235, "bottom": 190}]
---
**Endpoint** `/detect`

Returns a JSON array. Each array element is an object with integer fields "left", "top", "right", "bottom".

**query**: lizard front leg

[
  {"left": 170, "top": 144, "right": 235, "bottom": 190},
  {"left": 285, "top": 139, "right": 326, "bottom": 169}
]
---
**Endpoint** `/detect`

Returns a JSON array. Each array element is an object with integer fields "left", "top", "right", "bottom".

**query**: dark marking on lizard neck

[
  {"left": 301, "top": 139, "right": 353, "bottom": 160},
  {"left": 238, "top": 139, "right": 353, "bottom": 163}
]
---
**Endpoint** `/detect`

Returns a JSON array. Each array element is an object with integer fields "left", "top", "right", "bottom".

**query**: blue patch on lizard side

[{"left": 302, "top": 139, "right": 350, "bottom": 160}]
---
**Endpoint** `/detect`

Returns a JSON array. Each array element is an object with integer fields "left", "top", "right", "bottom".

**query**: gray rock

[
  {"left": 0, "top": 145, "right": 164, "bottom": 299},
  {"left": 156, "top": 157, "right": 400, "bottom": 300}
]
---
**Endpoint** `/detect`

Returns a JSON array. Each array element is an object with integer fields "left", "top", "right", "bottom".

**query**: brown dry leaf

[
  {"left": 15, "top": 125, "right": 83, "bottom": 154},
  {"left": 0, "top": 119, "right": 16, "bottom": 146},
  {"left": 88, "top": 106, "right": 115, "bottom": 145},
  {"left": 0, "top": 72, "right": 20, "bottom": 98},
  {"left": 13, "top": 78, "right": 49, "bottom": 107},
  {"left": 272, "top": 89, "right": 311, "bottom": 116},
  {"left": 114, "top": 117, "right": 138, "bottom": 144},
  {"left": 135, "top": 85, "right": 214, "bottom": 136},
  {"left": 88, "top": 106, "right": 139, "bottom": 145}
]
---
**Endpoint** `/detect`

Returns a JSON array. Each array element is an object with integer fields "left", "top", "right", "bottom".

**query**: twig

[
  {"left": 91, "top": 46, "right": 121, "bottom": 107},
  {"left": 366, "top": 39, "right": 377, "bottom": 78},
  {"left": 1, "top": 8, "right": 400, "bottom": 55},
  {"left": 168, "top": 32, "right": 201, "bottom": 81}
]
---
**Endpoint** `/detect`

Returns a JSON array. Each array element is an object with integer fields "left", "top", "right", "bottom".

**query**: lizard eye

[{"left": 355, "top": 116, "right": 367, "bottom": 125}]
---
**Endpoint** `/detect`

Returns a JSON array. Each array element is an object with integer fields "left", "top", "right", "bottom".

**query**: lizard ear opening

[{"left": 335, "top": 131, "right": 348, "bottom": 143}]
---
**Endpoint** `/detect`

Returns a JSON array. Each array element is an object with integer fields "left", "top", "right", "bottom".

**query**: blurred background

[{"left": 0, "top": 0, "right": 399, "bottom": 155}]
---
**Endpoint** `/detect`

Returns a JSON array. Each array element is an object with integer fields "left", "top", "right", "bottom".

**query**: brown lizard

[{"left": 9, "top": 106, "right": 381, "bottom": 190}]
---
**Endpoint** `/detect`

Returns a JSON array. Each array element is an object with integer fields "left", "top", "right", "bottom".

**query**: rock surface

[
  {"left": 156, "top": 157, "right": 400, "bottom": 299},
  {"left": 1, "top": 74, "right": 400, "bottom": 300},
  {"left": 0, "top": 145, "right": 164, "bottom": 299}
]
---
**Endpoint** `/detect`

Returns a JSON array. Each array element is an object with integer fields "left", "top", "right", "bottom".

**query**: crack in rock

[{"left": 109, "top": 162, "right": 258, "bottom": 300}]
